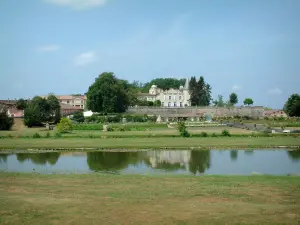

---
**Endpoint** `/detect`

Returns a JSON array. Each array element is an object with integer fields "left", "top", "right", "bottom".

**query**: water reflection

[
  {"left": 0, "top": 154, "right": 8, "bottom": 163},
  {"left": 1, "top": 149, "right": 299, "bottom": 175},
  {"left": 244, "top": 150, "right": 254, "bottom": 155},
  {"left": 287, "top": 150, "right": 300, "bottom": 162},
  {"left": 230, "top": 150, "right": 238, "bottom": 161},
  {"left": 16, "top": 153, "right": 60, "bottom": 165},
  {"left": 188, "top": 151, "right": 210, "bottom": 174},
  {"left": 144, "top": 150, "right": 190, "bottom": 171},
  {"left": 87, "top": 152, "right": 141, "bottom": 172}
]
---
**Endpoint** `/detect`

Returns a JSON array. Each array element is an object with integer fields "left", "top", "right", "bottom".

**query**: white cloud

[
  {"left": 267, "top": 88, "right": 282, "bottom": 95},
  {"left": 45, "top": 0, "right": 107, "bottom": 10},
  {"left": 232, "top": 85, "right": 241, "bottom": 91},
  {"left": 38, "top": 45, "right": 60, "bottom": 52},
  {"left": 75, "top": 51, "right": 96, "bottom": 66}
]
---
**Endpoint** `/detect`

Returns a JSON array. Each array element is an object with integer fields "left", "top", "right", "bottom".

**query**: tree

[
  {"left": 72, "top": 111, "right": 85, "bottom": 123},
  {"left": 243, "top": 98, "right": 254, "bottom": 106},
  {"left": 24, "top": 102, "right": 41, "bottom": 127},
  {"left": 284, "top": 94, "right": 300, "bottom": 117},
  {"left": 229, "top": 93, "right": 238, "bottom": 106},
  {"left": 47, "top": 94, "right": 61, "bottom": 123},
  {"left": 189, "top": 76, "right": 212, "bottom": 106},
  {"left": 24, "top": 95, "right": 61, "bottom": 127},
  {"left": 0, "top": 105, "right": 14, "bottom": 130},
  {"left": 86, "top": 72, "right": 129, "bottom": 113},
  {"left": 56, "top": 118, "right": 73, "bottom": 133},
  {"left": 16, "top": 98, "right": 28, "bottom": 110},
  {"left": 141, "top": 78, "right": 186, "bottom": 93},
  {"left": 153, "top": 100, "right": 161, "bottom": 106},
  {"left": 213, "top": 95, "right": 225, "bottom": 107},
  {"left": 188, "top": 76, "right": 198, "bottom": 106}
]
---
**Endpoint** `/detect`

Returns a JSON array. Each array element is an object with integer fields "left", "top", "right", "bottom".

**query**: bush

[
  {"left": 200, "top": 132, "right": 208, "bottom": 137},
  {"left": 177, "top": 121, "right": 190, "bottom": 137},
  {"left": 32, "top": 133, "right": 41, "bottom": 138},
  {"left": 56, "top": 118, "right": 73, "bottom": 133},
  {"left": 54, "top": 132, "right": 62, "bottom": 138},
  {"left": 0, "top": 106, "right": 14, "bottom": 130},
  {"left": 211, "top": 133, "right": 217, "bottom": 137},
  {"left": 45, "top": 132, "right": 51, "bottom": 138},
  {"left": 107, "top": 127, "right": 114, "bottom": 132},
  {"left": 72, "top": 111, "right": 85, "bottom": 123},
  {"left": 73, "top": 123, "right": 103, "bottom": 130},
  {"left": 221, "top": 129, "right": 231, "bottom": 137}
]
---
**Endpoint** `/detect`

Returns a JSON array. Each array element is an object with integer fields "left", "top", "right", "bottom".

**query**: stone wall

[{"left": 126, "top": 106, "right": 265, "bottom": 118}]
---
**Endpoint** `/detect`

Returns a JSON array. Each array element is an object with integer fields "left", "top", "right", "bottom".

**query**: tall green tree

[
  {"left": 188, "top": 76, "right": 199, "bottom": 106},
  {"left": 0, "top": 105, "right": 14, "bottom": 130},
  {"left": 284, "top": 94, "right": 300, "bottom": 117},
  {"left": 189, "top": 76, "right": 211, "bottom": 106},
  {"left": 229, "top": 93, "right": 238, "bottom": 106},
  {"left": 243, "top": 98, "right": 254, "bottom": 106},
  {"left": 47, "top": 94, "right": 61, "bottom": 123},
  {"left": 86, "top": 72, "right": 129, "bottom": 113}
]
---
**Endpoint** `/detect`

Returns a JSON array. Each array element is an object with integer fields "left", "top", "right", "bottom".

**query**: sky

[{"left": 0, "top": 0, "right": 299, "bottom": 108}]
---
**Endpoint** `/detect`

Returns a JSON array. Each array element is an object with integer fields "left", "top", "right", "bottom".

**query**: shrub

[
  {"left": 0, "top": 106, "right": 14, "bottom": 130},
  {"left": 177, "top": 121, "right": 190, "bottom": 137},
  {"left": 54, "top": 132, "right": 62, "bottom": 138},
  {"left": 200, "top": 132, "right": 208, "bottom": 137},
  {"left": 221, "top": 129, "right": 231, "bottom": 137},
  {"left": 56, "top": 118, "right": 73, "bottom": 133},
  {"left": 107, "top": 127, "right": 114, "bottom": 132},
  {"left": 73, "top": 123, "right": 103, "bottom": 130},
  {"left": 7, "top": 134, "right": 13, "bottom": 139},
  {"left": 72, "top": 111, "right": 85, "bottom": 123},
  {"left": 211, "top": 133, "right": 217, "bottom": 137},
  {"left": 45, "top": 132, "right": 51, "bottom": 138},
  {"left": 32, "top": 133, "right": 41, "bottom": 138}
]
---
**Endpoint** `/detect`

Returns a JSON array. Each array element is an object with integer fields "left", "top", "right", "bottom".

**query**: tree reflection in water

[
  {"left": 230, "top": 150, "right": 238, "bottom": 161},
  {"left": 189, "top": 150, "right": 211, "bottom": 174},
  {"left": 87, "top": 152, "right": 142, "bottom": 172},
  {"left": 16, "top": 153, "right": 60, "bottom": 165},
  {"left": 287, "top": 150, "right": 300, "bottom": 162},
  {"left": 0, "top": 154, "right": 8, "bottom": 163}
]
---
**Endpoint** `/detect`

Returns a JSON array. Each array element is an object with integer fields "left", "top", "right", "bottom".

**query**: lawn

[
  {"left": 0, "top": 136, "right": 299, "bottom": 150},
  {"left": 0, "top": 126, "right": 256, "bottom": 138},
  {"left": 0, "top": 172, "right": 299, "bottom": 225}
]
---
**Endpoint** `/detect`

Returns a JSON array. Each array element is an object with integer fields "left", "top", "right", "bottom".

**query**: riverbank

[
  {"left": 0, "top": 172, "right": 299, "bottom": 225},
  {"left": 0, "top": 136, "right": 299, "bottom": 151}
]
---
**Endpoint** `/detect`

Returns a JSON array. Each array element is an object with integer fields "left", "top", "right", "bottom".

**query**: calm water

[{"left": 0, "top": 149, "right": 300, "bottom": 175}]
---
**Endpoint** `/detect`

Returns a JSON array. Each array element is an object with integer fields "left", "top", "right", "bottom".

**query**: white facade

[{"left": 138, "top": 79, "right": 190, "bottom": 107}]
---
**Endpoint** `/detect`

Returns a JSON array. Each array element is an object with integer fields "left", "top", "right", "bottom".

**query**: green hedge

[{"left": 73, "top": 123, "right": 104, "bottom": 130}]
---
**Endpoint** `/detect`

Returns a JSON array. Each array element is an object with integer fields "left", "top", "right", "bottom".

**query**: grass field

[
  {"left": 0, "top": 126, "right": 255, "bottom": 137},
  {"left": 0, "top": 172, "right": 299, "bottom": 225},
  {"left": 0, "top": 136, "right": 299, "bottom": 150}
]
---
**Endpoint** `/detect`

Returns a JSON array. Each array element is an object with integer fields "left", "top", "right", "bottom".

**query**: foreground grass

[
  {"left": 0, "top": 136, "right": 299, "bottom": 150},
  {"left": 0, "top": 172, "right": 299, "bottom": 225}
]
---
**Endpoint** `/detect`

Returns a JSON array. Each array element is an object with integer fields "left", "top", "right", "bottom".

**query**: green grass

[
  {"left": 0, "top": 136, "right": 299, "bottom": 150},
  {"left": 0, "top": 172, "right": 299, "bottom": 225}
]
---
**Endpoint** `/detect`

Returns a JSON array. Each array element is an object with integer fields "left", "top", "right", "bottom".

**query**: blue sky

[{"left": 0, "top": 0, "right": 299, "bottom": 108}]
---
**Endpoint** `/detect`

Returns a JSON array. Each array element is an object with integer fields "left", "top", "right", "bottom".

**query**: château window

[{"left": 169, "top": 96, "right": 171, "bottom": 100}]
